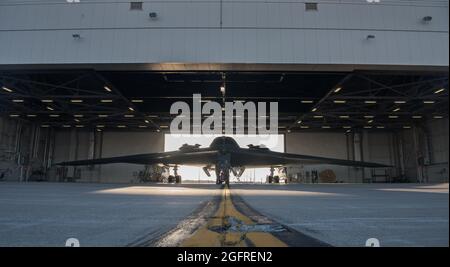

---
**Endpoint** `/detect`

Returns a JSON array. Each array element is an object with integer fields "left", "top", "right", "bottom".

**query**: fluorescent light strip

[
  {"left": 41, "top": 99, "right": 53, "bottom": 103},
  {"left": 434, "top": 88, "right": 445, "bottom": 94},
  {"left": 98, "top": 115, "right": 108, "bottom": 118},
  {"left": 423, "top": 100, "right": 435, "bottom": 104},
  {"left": 101, "top": 99, "right": 113, "bottom": 103},
  {"left": 131, "top": 99, "right": 143, "bottom": 103},
  {"left": 412, "top": 115, "right": 422, "bottom": 119},
  {"left": 301, "top": 100, "right": 314, "bottom": 104},
  {"left": 364, "top": 115, "right": 374, "bottom": 119},
  {"left": 104, "top": 86, "right": 112, "bottom": 92},
  {"left": 334, "top": 87, "right": 342, "bottom": 93},
  {"left": 70, "top": 99, "right": 83, "bottom": 103},
  {"left": 300, "top": 126, "right": 309, "bottom": 129},
  {"left": 9, "top": 114, "right": 19, "bottom": 117},
  {"left": 49, "top": 114, "right": 60, "bottom": 117},
  {"left": 12, "top": 99, "right": 24, "bottom": 103},
  {"left": 27, "top": 114, "right": 37, "bottom": 117},
  {"left": 394, "top": 101, "right": 406, "bottom": 104},
  {"left": 333, "top": 100, "right": 346, "bottom": 104},
  {"left": 365, "top": 100, "right": 377, "bottom": 104},
  {"left": 124, "top": 115, "right": 135, "bottom": 118},
  {"left": 389, "top": 115, "right": 398, "bottom": 119},
  {"left": 339, "top": 115, "right": 350, "bottom": 119},
  {"left": 2, "top": 86, "right": 13, "bottom": 92},
  {"left": 313, "top": 115, "right": 323, "bottom": 118}
]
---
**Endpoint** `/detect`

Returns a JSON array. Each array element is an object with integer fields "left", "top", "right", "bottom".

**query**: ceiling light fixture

[
  {"left": 334, "top": 87, "right": 342, "bottom": 93},
  {"left": 365, "top": 100, "right": 377, "bottom": 104},
  {"left": 2, "top": 86, "right": 13, "bottom": 92},
  {"left": 423, "top": 100, "right": 435, "bottom": 104},
  {"left": 434, "top": 88, "right": 445, "bottom": 94},
  {"left": 104, "top": 86, "right": 112, "bottom": 92},
  {"left": 12, "top": 99, "right": 24, "bottom": 103}
]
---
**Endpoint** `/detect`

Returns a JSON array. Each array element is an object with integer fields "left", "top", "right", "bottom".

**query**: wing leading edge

[
  {"left": 230, "top": 148, "right": 390, "bottom": 168},
  {"left": 56, "top": 149, "right": 219, "bottom": 167}
]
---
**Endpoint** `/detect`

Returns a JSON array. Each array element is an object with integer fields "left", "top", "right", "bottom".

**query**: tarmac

[{"left": 0, "top": 182, "right": 448, "bottom": 247}]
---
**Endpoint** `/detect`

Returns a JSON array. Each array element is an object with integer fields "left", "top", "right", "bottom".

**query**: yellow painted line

[{"left": 181, "top": 185, "right": 287, "bottom": 247}]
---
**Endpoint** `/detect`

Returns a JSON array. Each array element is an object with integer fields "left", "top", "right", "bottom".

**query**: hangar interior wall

[{"left": 1, "top": 115, "right": 448, "bottom": 183}]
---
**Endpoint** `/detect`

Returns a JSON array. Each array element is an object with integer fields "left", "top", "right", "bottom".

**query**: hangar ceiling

[{"left": 0, "top": 70, "right": 448, "bottom": 132}]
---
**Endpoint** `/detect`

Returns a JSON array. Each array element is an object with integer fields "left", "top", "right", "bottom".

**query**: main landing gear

[
  {"left": 168, "top": 165, "right": 182, "bottom": 184},
  {"left": 267, "top": 167, "right": 280, "bottom": 184}
]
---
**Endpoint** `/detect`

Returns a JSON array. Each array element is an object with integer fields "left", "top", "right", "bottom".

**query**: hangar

[{"left": 0, "top": 0, "right": 448, "bottom": 247}]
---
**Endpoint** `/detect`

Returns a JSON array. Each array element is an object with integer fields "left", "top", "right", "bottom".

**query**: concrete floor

[
  {"left": 232, "top": 183, "right": 449, "bottom": 247},
  {"left": 0, "top": 182, "right": 221, "bottom": 246},
  {"left": 0, "top": 182, "right": 448, "bottom": 247}
]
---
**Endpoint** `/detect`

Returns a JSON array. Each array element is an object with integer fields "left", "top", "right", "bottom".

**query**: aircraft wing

[
  {"left": 230, "top": 148, "right": 390, "bottom": 168},
  {"left": 56, "top": 148, "right": 219, "bottom": 167}
]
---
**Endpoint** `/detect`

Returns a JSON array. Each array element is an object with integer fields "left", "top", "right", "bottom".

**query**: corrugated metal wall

[{"left": 0, "top": 0, "right": 448, "bottom": 67}]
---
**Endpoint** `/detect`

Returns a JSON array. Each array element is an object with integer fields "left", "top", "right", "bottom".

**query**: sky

[{"left": 164, "top": 134, "right": 284, "bottom": 182}]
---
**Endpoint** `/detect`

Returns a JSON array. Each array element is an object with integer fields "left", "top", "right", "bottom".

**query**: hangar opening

[
  {"left": 164, "top": 134, "right": 285, "bottom": 183},
  {"left": 0, "top": 70, "right": 447, "bottom": 184}
]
